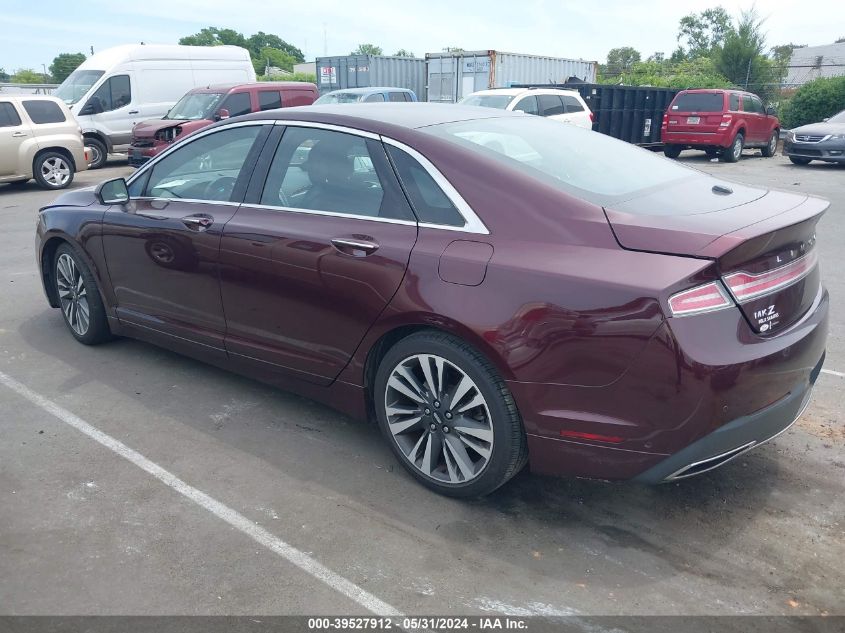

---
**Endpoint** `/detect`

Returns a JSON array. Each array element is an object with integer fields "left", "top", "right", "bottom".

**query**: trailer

[{"left": 315, "top": 55, "right": 426, "bottom": 98}]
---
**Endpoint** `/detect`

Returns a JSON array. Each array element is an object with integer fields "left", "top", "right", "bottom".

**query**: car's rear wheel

[
  {"left": 723, "top": 133, "right": 744, "bottom": 163},
  {"left": 663, "top": 145, "right": 682, "bottom": 159},
  {"left": 374, "top": 331, "right": 527, "bottom": 497},
  {"left": 33, "top": 152, "right": 74, "bottom": 190},
  {"left": 789, "top": 156, "right": 812, "bottom": 165},
  {"left": 705, "top": 149, "right": 720, "bottom": 159},
  {"left": 86, "top": 138, "right": 108, "bottom": 169},
  {"left": 761, "top": 130, "right": 778, "bottom": 157},
  {"left": 54, "top": 244, "right": 112, "bottom": 345}
]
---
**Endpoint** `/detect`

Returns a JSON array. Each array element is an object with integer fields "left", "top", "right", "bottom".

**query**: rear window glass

[
  {"left": 387, "top": 146, "right": 465, "bottom": 227},
  {"left": 671, "top": 93, "right": 724, "bottom": 112},
  {"left": 460, "top": 94, "right": 514, "bottom": 109},
  {"left": 0, "top": 102, "right": 22, "bottom": 127},
  {"left": 423, "top": 116, "right": 695, "bottom": 207},
  {"left": 258, "top": 91, "right": 282, "bottom": 111},
  {"left": 22, "top": 100, "right": 66, "bottom": 124}
]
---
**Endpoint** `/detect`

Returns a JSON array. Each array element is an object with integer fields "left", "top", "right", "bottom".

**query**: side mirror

[
  {"left": 79, "top": 102, "right": 97, "bottom": 116},
  {"left": 214, "top": 108, "right": 230, "bottom": 121},
  {"left": 96, "top": 178, "right": 129, "bottom": 205},
  {"left": 765, "top": 106, "right": 777, "bottom": 116}
]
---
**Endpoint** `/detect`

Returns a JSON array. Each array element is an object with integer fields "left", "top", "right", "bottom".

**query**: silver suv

[{"left": 0, "top": 95, "right": 88, "bottom": 190}]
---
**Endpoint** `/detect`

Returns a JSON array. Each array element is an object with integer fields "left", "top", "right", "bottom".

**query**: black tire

[
  {"left": 663, "top": 145, "right": 682, "bottom": 159},
  {"left": 723, "top": 133, "right": 744, "bottom": 163},
  {"left": 33, "top": 151, "right": 75, "bottom": 190},
  {"left": 374, "top": 330, "right": 528, "bottom": 497},
  {"left": 86, "top": 138, "right": 108, "bottom": 169},
  {"left": 761, "top": 130, "right": 779, "bottom": 157},
  {"left": 704, "top": 149, "right": 720, "bottom": 159},
  {"left": 53, "top": 243, "right": 112, "bottom": 345},
  {"left": 789, "top": 156, "right": 811, "bottom": 165}
]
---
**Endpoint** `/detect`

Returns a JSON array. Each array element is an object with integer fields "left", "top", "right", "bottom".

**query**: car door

[
  {"left": 79, "top": 74, "right": 136, "bottom": 147},
  {"left": 219, "top": 123, "right": 418, "bottom": 385},
  {"left": 741, "top": 94, "right": 763, "bottom": 143},
  {"left": 0, "top": 101, "right": 32, "bottom": 177},
  {"left": 560, "top": 94, "right": 590, "bottom": 129},
  {"left": 511, "top": 95, "right": 539, "bottom": 116},
  {"left": 103, "top": 122, "right": 271, "bottom": 351},
  {"left": 536, "top": 94, "right": 567, "bottom": 123}
]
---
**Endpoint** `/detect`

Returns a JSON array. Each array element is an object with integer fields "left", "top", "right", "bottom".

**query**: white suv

[
  {"left": 0, "top": 96, "right": 88, "bottom": 190},
  {"left": 460, "top": 88, "right": 593, "bottom": 129}
]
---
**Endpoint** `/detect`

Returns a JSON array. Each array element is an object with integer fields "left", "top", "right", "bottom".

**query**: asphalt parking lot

[{"left": 0, "top": 151, "right": 843, "bottom": 619}]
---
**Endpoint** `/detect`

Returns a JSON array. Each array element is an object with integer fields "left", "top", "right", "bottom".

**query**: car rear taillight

[
  {"left": 668, "top": 281, "right": 732, "bottom": 316},
  {"left": 662, "top": 113, "right": 668, "bottom": 127},
  {"left": 723, "top": 251, "right": 817, "bottom": 303},
  {"left": 720, "top": 114, "right": 733, "bottom": 127},
  {"left": 589, "top": 112, "right": 595, "bottom": 123}
]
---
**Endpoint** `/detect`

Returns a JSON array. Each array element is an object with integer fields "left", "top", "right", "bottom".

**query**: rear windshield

[
  {"left": 459, "top": 94, "right": 515, "bottom": 109},
  {"left": 422, "top": 115, "right": 695, "bottom": 206},
  {"left": 22, "top": 100, "right": 66, "bottom": 124},
  {"left": 671, "top": 93, "right": 724, "bottom": 113},
  {"left": 314, "top": 92, "right": 364, "bottom": 104}
]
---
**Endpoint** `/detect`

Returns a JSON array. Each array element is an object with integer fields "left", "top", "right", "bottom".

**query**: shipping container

[
  {"left": 315, "top": 55, "right": 426, "bottom": 98},
  {"left": 425, "top": 50, "right": 597, "bottom": 103},
  {"left": 514, "top": 83, "right": 681, "bottom": 146}
]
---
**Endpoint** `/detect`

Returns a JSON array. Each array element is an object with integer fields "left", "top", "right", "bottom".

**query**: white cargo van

[{"left": 54, "top": 44, "right": 255, "bottom": 168}]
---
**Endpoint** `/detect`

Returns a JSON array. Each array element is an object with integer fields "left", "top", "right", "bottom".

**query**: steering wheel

[{"left": 205, "top": 176, "right": 236, "bottom": 201}]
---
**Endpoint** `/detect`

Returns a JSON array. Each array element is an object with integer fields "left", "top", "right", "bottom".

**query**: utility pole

[{"left": 744, "top": 56, "right": 752, "bottom": 89}]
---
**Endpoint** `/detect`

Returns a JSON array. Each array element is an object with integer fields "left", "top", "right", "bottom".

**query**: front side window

[
  {"left": 85, "top": 75, "right": 131, "bottom": 113},
  {"left": 22, "top": 100, "right": 66, "bottom": 124},
  {"left": 258, "top": 90, "right": 283, "bottom": 111},
  {"left": 364, "top": 93, "right": 386, "bottom": 103},
  {"left": 165, "top": 92, "right": 224, "bottom": 120},
  {"left": 742, "top": 95, "right": 754, "bottom": 113},
  {"left": 260, "top": 126, "right": 412, "bottom": 220},
  {"left": 144, "top": 126, "right": 262, "bottom": 202},
  {"left": 751, "top": 97, "right": 764, "bottom": 114},
  {"left": 537, "top": 95, "right": 564, "bottom": 117},
  {"left": 389, "top": 92, "right": 408, "bottom": 102},
  {"left": 387, "top": 146, "right": 465, "bottom": 227},
  {"left": 220, "top": 92, "right": 252, "bottom": 117},
  {"left": 0, "top": 102, "right": 23, "bottom": 127},
  {"left": 513, "top": 96, "right": 538, "bottom": 115}
]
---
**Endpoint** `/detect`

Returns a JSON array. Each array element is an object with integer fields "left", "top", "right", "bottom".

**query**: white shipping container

[{"left": 426, "top": 50, "right": 597, "bottom": 102}]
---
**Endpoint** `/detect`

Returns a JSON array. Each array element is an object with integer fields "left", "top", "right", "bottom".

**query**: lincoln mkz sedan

[{"left": 36, "top": 104, "right": 829, "bottom": 496}]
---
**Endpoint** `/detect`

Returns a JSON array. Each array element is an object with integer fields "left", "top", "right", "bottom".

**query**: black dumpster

[{"left": 513, "top": 83, "right": 681, "bottom": 146}]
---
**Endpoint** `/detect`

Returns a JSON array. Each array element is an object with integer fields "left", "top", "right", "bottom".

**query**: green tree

[
  {"left": 0, "top": 68, "right": 10, "bottom": 82},
  {"left": 350, "top": 43, "right": 383, "bottom": 56},
  {"left": 780, "top": 76, "right": 845, "bottom": 128},
  {"left": 393, "top": 49, "right": 415, "bottom": 57},
  {"left": 600, "top": 57, "right": 731, "bottom": 89},
  {"left": 769, "top": 43, "right": 806, "bottom": 82},
  {"left": 49, "top": 53, "right": 86, "bottom": 83},
  {"left": 605, "top": 46, "right": 641, "bottom": 75},
  {"left": 11, "top": 69, "right": 42, "bottom": 84},
  {"left": 677, "top": 6, "right": 732, "bottom": 59},
  {"left": 713, "top": 7, "right": 776, "bottom": 98},
  {"left": 647, "top": 52, "right": 665, "bottom": 63},
  {"left": 253, "top": 47, "right": 297, "bottom": 75},
  {"left": 179, "top": 27, "right": 248, "bottom": 48},
  {"left": 247, "top": 32, "right": 304, "bottom": 62}
]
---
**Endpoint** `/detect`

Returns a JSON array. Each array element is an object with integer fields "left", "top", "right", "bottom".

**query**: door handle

[
  {"left": 128, "top": 110, "right": 139, "bottom": 114},
  {"left": 11, "top": 131, "right": 27, "bottom": 137},
  {"left": 331, "top": 237, "right": 379, "bottom": 256},
  {"left": 182, "top": 215, "right": 214, "bottom": 231}
]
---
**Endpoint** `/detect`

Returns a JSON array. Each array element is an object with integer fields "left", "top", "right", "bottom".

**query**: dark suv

[
  {"left": 661, "top": 89, "right": 780, "bottom": 162},
  {"left": 128, "top": 82, "right": 318, "bottom": 166}
]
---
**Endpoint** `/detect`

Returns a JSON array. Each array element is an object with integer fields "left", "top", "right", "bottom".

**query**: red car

[
  {"left": 662, "top": 89, "right": 780, "bottom": 162},
  {"left": 128, "top": 82, "right": 318, "bottom": 167},
  {"left": 36, "top": 104, "right": 827, "bottom": 497}
]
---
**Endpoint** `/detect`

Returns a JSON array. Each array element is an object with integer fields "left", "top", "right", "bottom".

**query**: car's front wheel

[
  {"left": 663, "top": 145, "right": 682, "bottom": 159},
  {"left": 34, "top": 152, "right": 74, "bottom": 190},
  {"left": 53, "top": 244, "right": 112, "bottom": 345},
  {"left": 374, "top": 331, "right": 527, "bottom": 497},
  {"left": 789, "top": 156, "right": 812, "bottom": 165},
  {"left": 86, "top": 138, "right": 108, "bottom": 169},
  {"left": 761, "top": 130, "right": 779, "bottom": 157},
  {"left": 723, "top": 133, "right": 744, "bottom": 163}
]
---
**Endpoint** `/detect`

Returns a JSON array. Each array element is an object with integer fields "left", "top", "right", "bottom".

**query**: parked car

[
  {"left": 661, "top": 89, "right": 780, "bottom": 162},
  {"left": 459, "top": 88, "right": 593, "bottom": 129},
  {"left": 54, "top": 44, "right": 256, "bottom": 169},
  {"left": 128, "top": 82, "right": 318, "bottom": 167},
  {"left": 783, "top": 110, "right": 845, "bottom": 165},
  {"left": 314, "top": 87, "right": 418, "bottom": 104},
  {"left": 0, "top": 96, "right": 88, "bottom": 190},
  {"left": 36, "top": 104, "right": 828, "bottom": 497}
]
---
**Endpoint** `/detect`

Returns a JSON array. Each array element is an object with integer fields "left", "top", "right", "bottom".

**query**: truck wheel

[
  {"left": 723, "top": 133, "right": 744, "bottom": 163},
  {"left": 663, "top": 145, "right": 682, "bottom": 159},
  {"left": 86, "top": 138, "right": 108, "bottom": 169},
  {"left": 761, "top": 130, "right": 778, "bottom": 157}
]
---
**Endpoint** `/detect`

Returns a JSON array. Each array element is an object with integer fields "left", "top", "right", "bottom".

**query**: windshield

[
  {"left": 459, "top": 94, "right": 515, "bottom": 109},
  {"left": 314, "top": 92, "right": 364, "bottom": 104},
  {"left": 54, "top": 69, "right": 105, "bottom": 105},
  {"left": 165, "top": 92, "right": 225, "bottom": 120},
  {"left": 828, "top": 110, "right": 845, "bottom": 124},
  {"left": 422, "top": 115, "right": 695, "bottom": 206}
]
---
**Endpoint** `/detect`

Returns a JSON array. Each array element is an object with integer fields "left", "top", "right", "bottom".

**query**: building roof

[{"left": 786, "top": 43, "right": 845, "bottom": 87}]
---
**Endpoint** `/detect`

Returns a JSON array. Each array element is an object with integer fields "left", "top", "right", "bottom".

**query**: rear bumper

[
  {"left": 783, "top": 140, "right": 845, "bottom": 163},
  {"left": 661, "top": 130, "right": 732, "bottom": 148}
]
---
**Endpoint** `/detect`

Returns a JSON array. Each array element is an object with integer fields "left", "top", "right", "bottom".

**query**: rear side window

[
  {"left": 387, "top": 146, "right": 465, "bottom": 227},
  {"left": 221, "top": 92, "right": 252, "bottom": 117},
  {"left": 537, "top": 95, "right": 564, "bottom": 116},
  {"left": 364, "top": 93, "right": 386, "bottom": 102},
  {"left": 561, "top": 95, "right": 584, "bottom": 113},
  {"left": 22, "top": 100, "right": 66, "bottom": 124},
  {"left": 729, "top": 94, "right": 740, "bottom": 111},
  {"left": 389, "top": 92, "right": 406, "bottom": 102},
  {"left": 0, "top": 102, "right": 23, "bottom": 127},
  {"left": 513, "top": 95, "right": 538, "bottom": 115},
  {"left": 671, "top": 93, "right": 724, "bottom": 112},
  {"left": 258, "top": 90, "right": 283, "bottom": 111}
]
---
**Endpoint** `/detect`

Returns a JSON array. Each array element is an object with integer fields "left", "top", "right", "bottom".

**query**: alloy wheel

[
  {"left": 769, "top": 132, "right": 778, "bottom": 154},
  {"left": 88, "top": 145, "right": 102, "bottom": 168},
  {"left": 42, "top": 156, "right": 71, "bottom": 187},
  {"left": 733, "top": 137, "right": 742, "bottom": 161},
  {"left": 384, "top": 354, "right": 494, "bottom": 484},
  {"left": 56, "top": 253, "right": 90, "bottom": 336}
]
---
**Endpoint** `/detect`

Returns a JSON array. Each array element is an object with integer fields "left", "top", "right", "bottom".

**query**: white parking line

[
  {"left": 0, "top": 369, "right": 402, "bottom": 617},
  {"left": 821, "top": 368, "right": 845, "bottom": 378}
]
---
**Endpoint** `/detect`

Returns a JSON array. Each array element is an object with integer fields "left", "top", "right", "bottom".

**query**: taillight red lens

[
  {"left": 668, "top": 281, "right": 732, "bottom": 316},
  {"left": 720, "top": 114, "right": 733, "bottom": 127},
  {"left": 723, "top": 251, "right": 817, "bottom": 303}
]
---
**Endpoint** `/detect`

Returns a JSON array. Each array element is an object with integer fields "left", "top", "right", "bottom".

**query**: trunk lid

[{"left": 605, "top": 177, "right": 828, "bottom": 335}]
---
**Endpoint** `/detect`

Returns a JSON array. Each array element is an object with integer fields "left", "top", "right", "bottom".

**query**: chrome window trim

[
  {"left": 271, "top": 119, "right": 381, "bottom": 140},
  {"left": 126, "top": 119, "right": 276, "bottom": 187},
  {"left": 381, "top": 137, "right": 490, "bottom": 235},
  {"left": 243, "top": 203, "right": 417, "bottom": 227},
  {"left": 132, "top": 196, "right": 242, "bottom": 207}
]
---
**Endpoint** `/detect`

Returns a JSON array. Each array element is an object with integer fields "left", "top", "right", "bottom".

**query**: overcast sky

[{"left": 2, "top": 0, "right": 843, "bottom": 73}]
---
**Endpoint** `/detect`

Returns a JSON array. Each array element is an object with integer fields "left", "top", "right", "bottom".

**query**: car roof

[
  {"left": 1, "top": 94, "right": 65, "bottom": 103},
  {"left": 189, "top": 82, "right": 316, "bottom": 94},
  {"left": 323, "top": 87, "right": 414, "bottom": 95},
  {"left": 469, "top": 87, "right": 580, "bottom": 97}
]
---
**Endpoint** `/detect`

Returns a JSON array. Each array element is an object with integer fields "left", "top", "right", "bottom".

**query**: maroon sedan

[{"left": 36, "top": 104, "right": 828, "bottom": 497}]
